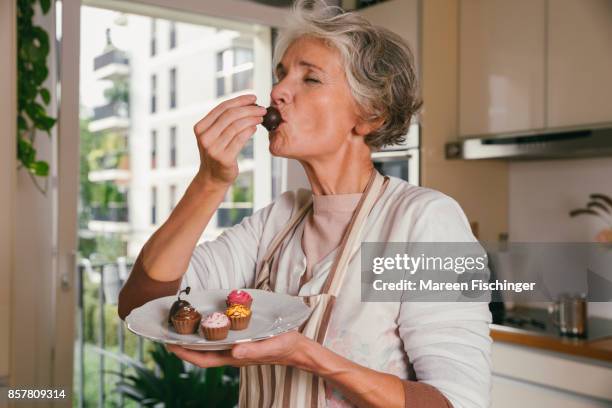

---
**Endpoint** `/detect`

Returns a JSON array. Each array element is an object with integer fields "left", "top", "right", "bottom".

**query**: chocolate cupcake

[
  {"left": 170, "top": 305, "right": 201, "bottom": 334},
  {"left": 225, "top": 304, "right": 252, "bottom": 330},
  {"left": 200, "top": 312, "right": 231, "bottom": 341},
  {"left": 226, "top": 289, "right": 253, "bottom": 308}
]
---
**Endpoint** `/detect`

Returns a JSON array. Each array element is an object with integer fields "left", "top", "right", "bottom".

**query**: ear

[{"left": 354, "top": 116, "right": 384, "bottom": 137}]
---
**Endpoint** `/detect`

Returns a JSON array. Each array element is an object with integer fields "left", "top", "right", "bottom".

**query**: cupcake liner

[
  {"left": 200, "top": 324, "right": 230, "bottom": 340},
  {"left": 229, "top": 313, "right": 251, "bottom": 331},
  {"left": 171, "top": 315, "right": 201, "bottom": 334}
]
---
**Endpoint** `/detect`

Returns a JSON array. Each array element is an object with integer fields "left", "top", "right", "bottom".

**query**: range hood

[{"left": 445, "top": 125, "right": 612, "bottom": 160}]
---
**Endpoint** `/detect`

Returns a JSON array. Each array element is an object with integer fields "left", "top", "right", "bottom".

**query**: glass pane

[
  {"left": 234, "top": 47, "right": 254, "bottom": 65},
  {"left": 231, "top": 68, "right": 253, "bottom": 93},
  {"left": 216, "top": 76, "right": 225, "bottom": 97},
  {"left": 216, "top": 51, "right": 223, "bottom": 72}
]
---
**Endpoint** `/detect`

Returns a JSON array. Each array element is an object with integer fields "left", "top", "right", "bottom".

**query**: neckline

[{"left": 311, "top": 193, "right": 363, "bottom": 214}]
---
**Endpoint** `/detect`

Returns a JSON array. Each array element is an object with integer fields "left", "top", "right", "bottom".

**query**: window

[
  {"left": 215, "top": 47, "right": 254, "bottom": 97},
  {"left": 169, "top": 67, "right": 177, "bottom": 109},
  {"left": 217, "top": 172, "right": 253, "bottom": 228},
  {"left": 169, "top": 126, "right": 177, "bottom": 167},
  {"left": 169, "top": 21, "right": 177, "bottom": 49},
  {"left": 150, "top": 74, "right": 157, "bottom": 113},
  {"left": 150, "top": 19, "right": 157, "bottom": 56},
  {"left": 151, "top": 130, "right": 157, "bottom": 169},
  {"left": 169, "top": 184, "right": 177, "bottom": 211},
  {"left": 151, "top": 186, "right": 157, "bottom": 225}
]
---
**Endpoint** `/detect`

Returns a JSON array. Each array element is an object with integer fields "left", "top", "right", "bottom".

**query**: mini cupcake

[
  {"left": 225, "top": 304, "right": 252, "bottom": 330},
  {"left": 170, "top": 305, "right": 201, "bottom": 334},
  {"left": 200, "top": 312, "right": 231, "bottom": 340},
  {"left": 226, "top": 289, "right": 253, "bottom": 308}
]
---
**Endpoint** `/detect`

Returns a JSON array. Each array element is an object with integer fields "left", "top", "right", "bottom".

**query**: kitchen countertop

[{"left": 489, "top": 306, "right": 612, "bottom": 363}]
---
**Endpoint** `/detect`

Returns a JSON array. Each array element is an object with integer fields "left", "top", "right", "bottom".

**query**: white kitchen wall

[{"left": 509, "top": 157, "right": 612, "bottom": 317}]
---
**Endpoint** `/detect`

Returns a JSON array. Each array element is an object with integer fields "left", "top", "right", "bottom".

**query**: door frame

[{"left": 53, "top": 0, "right": 289, "bottom": 400}]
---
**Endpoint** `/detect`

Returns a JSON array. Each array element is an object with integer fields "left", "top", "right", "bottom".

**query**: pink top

[{"left": 301, "top": 192, "right": 363, "bottom": 282}]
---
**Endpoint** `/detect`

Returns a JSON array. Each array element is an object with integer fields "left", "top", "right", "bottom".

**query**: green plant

[
  {"left": 17, "top": 0, "right": 57, "bottom": 188},
  {"left": 109, "top": 342, "right": 240, "bottom": 407},
  {"left": 104, "top": 78, "right": 130, "bottom": 105}
]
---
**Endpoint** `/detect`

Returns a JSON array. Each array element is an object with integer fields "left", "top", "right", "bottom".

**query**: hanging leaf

[
  {"left": 39, "top": 0, "right": 51, "bottom": 14},
  {"left": 39, "top": 87, "right": 50, "bottom": 105},
  {"left": 31, "top": 160, "right": 49, "bottom": 176},
  {"left": 17, "top": 115, "right": 28, "bottom": 130},
  {"left": 18, "top": 137, "right": 36, "bottom": 166},
  {"left": 35, "top": 114, "right": 56, "bottom": 131}
]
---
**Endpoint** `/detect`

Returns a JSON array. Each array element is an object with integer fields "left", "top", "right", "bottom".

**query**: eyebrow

[{"left": 275, "top": 60, "right": 325, "bottom": 75}]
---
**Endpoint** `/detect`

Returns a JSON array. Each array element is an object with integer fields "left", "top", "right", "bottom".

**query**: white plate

[{"left": 125, "top": 289, "right": 312, "bottom": 350}]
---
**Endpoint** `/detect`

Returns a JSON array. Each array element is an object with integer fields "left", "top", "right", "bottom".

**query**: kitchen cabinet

[
  {"left": 547, "top": 0, "right": 612, "bottom": 128},
  {"left": 459, "top": 0, "right": 546, "bottom": 137},
  {"left": 492, "top": 341, "right": 612, "bottom": 407}
]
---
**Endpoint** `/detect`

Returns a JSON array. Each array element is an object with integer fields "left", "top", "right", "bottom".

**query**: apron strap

[{"left": 255, "top": 195, "right": 312, "bottom": 289}]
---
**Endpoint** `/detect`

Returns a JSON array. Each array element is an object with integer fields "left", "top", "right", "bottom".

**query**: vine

[{"left": 17, "top": 0, "right": 56, "bottom": 193}]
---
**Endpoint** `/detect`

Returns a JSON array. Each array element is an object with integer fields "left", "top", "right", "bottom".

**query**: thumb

[{"left": 232, "top": 344, "right": 251, "bottom": 359}]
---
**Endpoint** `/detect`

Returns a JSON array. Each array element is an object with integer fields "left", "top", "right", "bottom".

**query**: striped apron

[{"left": 239, "top": 169, "right": 389, "bottom": 408}]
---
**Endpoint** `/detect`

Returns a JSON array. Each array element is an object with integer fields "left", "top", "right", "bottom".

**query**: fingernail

[{"left": 234, "top": 348, "right": 246, "bottom": 358}]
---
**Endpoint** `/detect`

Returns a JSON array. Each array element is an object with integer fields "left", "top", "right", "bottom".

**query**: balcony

[
  {"left": 89, "top": 101, "right": 130, "bottom": 133},
  {"left": 88, "top": 152, "right": 130, "bottom": 183},
  {"left": 93, "top": 48, "right": 129, "bottom": 81},
  {"left": 88, "top": 203, "right": 130, "bottom": 233}
]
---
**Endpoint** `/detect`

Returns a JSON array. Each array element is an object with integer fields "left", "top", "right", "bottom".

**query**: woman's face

[{"left": 269, "top": 36, "right": 364, "bottom": 159}]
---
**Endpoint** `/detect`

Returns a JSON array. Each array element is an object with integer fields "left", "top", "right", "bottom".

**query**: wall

[
  {"left": 10, "top": 1, "right": 57, "bottom": 396},
  {"left": 509, "top": 156, "right": 612, "bottom": 317},
  {"left": 0, "top": 0, "right": 17, "bottom": 393}
]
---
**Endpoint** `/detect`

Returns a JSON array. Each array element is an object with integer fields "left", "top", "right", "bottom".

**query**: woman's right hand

[{"left": 193, "top": 94, "right": 266, "bottom": 187}]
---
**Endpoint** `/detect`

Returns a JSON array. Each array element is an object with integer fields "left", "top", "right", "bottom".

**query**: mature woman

[{"left": 118, "top": 2, "right": 491, "bottom": 407}]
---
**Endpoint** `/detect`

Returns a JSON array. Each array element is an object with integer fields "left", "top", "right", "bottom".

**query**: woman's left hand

[{"left": 166, "top": 330, "right": 312, "bottom": 368}]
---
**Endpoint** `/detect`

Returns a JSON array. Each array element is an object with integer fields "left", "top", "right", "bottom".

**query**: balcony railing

[
  {"left": 93, "top": 49, "right": 130, "bottom": 81},
  {"left": 75, "top": 259, "right": 141, "bottom": 408},
  {"left": 93, "top": 102, "right": 129, "bottom": 122},
  {"left": 94, "top": 49, "right": 129, "bottom": 71},
  {"left": 90, "top": 204, "right": 129, "bottom": 223},
  {"left": 92, "top": 152, "right": 129, "bottom": 171},
  {"left": 89, "top": 101, "right": 130, "bottom": 133}
]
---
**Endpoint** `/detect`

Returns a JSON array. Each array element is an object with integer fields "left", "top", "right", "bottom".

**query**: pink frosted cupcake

[
  {"left": 200, "top": 312, "right": 230, "bottom": 341},
  {"left": 226, "top": 289, "right": 253, "bottom": 308}
]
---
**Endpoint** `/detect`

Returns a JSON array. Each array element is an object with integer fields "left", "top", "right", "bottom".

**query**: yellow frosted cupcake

[{"left": 225, "top": 304, "right": 252, "bottom": 330}]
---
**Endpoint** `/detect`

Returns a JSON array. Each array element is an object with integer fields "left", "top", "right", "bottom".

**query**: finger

[
  {"left": 231, "top": 337, "right": 285, "bottom": 362},
  {"left": 167, "top": 345, "right": 240, "bottom": 368},
  {"left": 193, "top": 94, "right": 256, "bottom": 136},
  {"left": 211, "top": 115, "right": 263, "bottom": 153},
  {"left": 203, "top": 104, "right": 266, "bottom": 144},
  {"left": 224, "top": 126, "right": 257, "bottom": 159},
  {"left": 197, "top": 105, "right": 265, "bottom": 151}
]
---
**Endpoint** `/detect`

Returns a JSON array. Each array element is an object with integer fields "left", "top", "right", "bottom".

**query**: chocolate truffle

[
  {"left": 168, "top": 286, "right": 192, "bottom": 324},
  {"left": 262, "top": 106, "right": 282, "bottom": 131}
]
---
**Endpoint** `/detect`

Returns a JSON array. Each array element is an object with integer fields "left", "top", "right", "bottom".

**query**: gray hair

[{"left": 273, "top": 0, "right": 422, "bottom": 150}]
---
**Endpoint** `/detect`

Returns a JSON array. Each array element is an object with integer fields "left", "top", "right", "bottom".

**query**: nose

[{"left": 270, "top": 77, "right": 293, "bottom": 108}]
